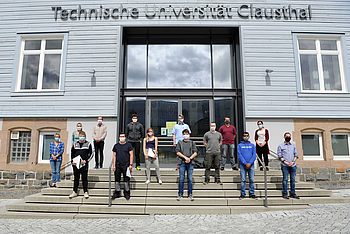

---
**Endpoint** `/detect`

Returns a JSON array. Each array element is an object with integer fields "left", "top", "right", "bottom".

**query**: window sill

[
  {"left": 297, "top": 92, "right": 350, "bottom": 98},
  {"left": 302, "top": 157, "right": 325, "bottom": 161},
  {"left": 333, "top": 157, "right": 350, "bottom": 161},
  {"left": 11, "top": 90, "right": 65, "bottom": 97}
]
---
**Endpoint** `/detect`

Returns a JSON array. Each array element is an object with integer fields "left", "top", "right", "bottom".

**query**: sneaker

[
  {"left": 124, "top": 191, "right": 131, "bottom": 200},
  {"left": 94, "top": 165, "right": 99, "bottom": 169},
  {"left": 145, "top": 180, "right": 150, "bottom": 184},
  {"left": 136, "top": 166, "right": 141, "bottom": 171},
  {"left": 232, "top": 167, "right": 239, "bottom": 171},
  {"left": 158, "top": 180, "right": 163, "bottom": 185},
  {"left": 203, "top": 181, "right": 208, "bottom": 185},
  {"left": 260, "top": 166, "right": 263, "bottom": 171},
  {"left": 220, "top": 167, "right": 225, "bottom": 171},
  {"left": 112, "top": 191, "right": 121, "bottom": 200},
  {"left": 84, "top": 192, "right": 89, "bottom": 199},
  {"left": 266, "top": 166, "right": 269, "bottom": 171},
  {"left": 282, "top": 194, "right": 289, "bottom": 199},
  {"left": 249, "top": 194, "right": 257, "bottom": 199},
  {"left": 290, "top": 194, "right": 300, "bottom": 199},
  {"left": 177, "top": 195, "right": 183, "bottom": 201},
  {"left": 216, "top": 180, "right": 223, "bottom": 185},
  {"left": 69, "top": 191, "right": 78, "bottom": 199},
  {"left": 189, "top": 195, "right": 194, "bottom": 201},
  {"left": 239, "top": 195, "right": 246, "bottom": 200}
]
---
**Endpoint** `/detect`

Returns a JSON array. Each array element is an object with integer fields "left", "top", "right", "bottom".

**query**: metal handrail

[
  {"left": 269, "top": 150, "right": 282, "bottom": 161},
  {"left": 108, "top": 160, "right": 113, "bottom": 207},
  {"left": 255, "top": 154, "right": 268, "bottom": 208}
]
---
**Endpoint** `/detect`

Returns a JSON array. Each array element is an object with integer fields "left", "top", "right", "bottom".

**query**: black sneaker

[
  {"left": 239, "top": 195, "right": 246, "bottom": 200},
  {"left": 282, "top": 194, "right": 289, "bottom": 199},
  {"left": 290, "top": 194, "right": 300, "bottom": 199},
  {"left": 220, "top": 167, "right": 225, "bottom": 171},
  {"left": 94, "top": 165, "right": 99, "bottom": 169},
  {"left": 112, "top": 191, "right": 121, "bottom": 200},
  {"left": 216, "top": 180, "right": 223, "bottom": 185},
  {"left": 260, "top": 167, "right": 263, "bottom": 171},
  {"left": 266, "top": 167, "right": 269, "bottom": 171},
  {"left": 124, "top": 191, "right": 131, "bottom": 200},
  {"left": 249, "top": 194, "right": 257, "bottom": 199},
  {"left": 232, "top": 167, "right": 239, "bottom": 171}
]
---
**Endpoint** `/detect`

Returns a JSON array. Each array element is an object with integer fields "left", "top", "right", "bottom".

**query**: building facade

[{"left": 0, "top": 0, "right": 349, "bottom": 171}]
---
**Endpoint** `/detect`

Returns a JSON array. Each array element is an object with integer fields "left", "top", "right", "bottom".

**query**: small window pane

[
  {"left": 302, "top": 134, "right": 321, "bottom": 156},
  {"left": 11, "top": 131, "right": 31, "bottom": 163},
  {"left": 24, "top": 40, "right": 41, "bottom": 50},
  {"left": 320, "top": 40, "right": 337, "bottom": 50},
  {"left": 126, "top": 45, "right": 146, "bottom": 88},
  {"left": 215, "top": 98, "right": 234, "bottom": 128},
  {"left": 21, "top": 55, "right": 40, "bottom": 90},
  {"left": 299, "top": 39, "right": 316, "bottom": 50},
  {"left": 124, "top": 97, "right": 146, "bottom": 132},
  {"left": 322, "top": 55, "right": 342, "bottom": 91},
  {"left": 213, "top": 45, "right": 232, "bottom": 88},
  {"left": 332, "top": 134, "right": 349, "bottom": 156},
  {"left": 300, "top": 55, "right": 320, "bottom": 90},
  {"left": 42, "top": 54, "right": 61, "bottom": 89},
  {"left": 42, "top": 134, "right": 55, "bottom": 160},
  {"left": 45, "top": 40, "right": 62, "bottom": 50}
]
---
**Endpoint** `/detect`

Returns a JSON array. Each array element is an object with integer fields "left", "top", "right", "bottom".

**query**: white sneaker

[
  {"left": 69, "top": 191, "right": 78, "bottom": 199},
  {"left": 158, "top": 180, "right": 162, "bottom": 185},
  {"left": 84, "top": 192, "right": 89, "bottom": 199},
  {"left": 145, "top": 180, "right": 150, "bottom": 184}
]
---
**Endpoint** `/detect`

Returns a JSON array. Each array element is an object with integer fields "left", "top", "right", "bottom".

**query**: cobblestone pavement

[{"left": 0, "top": 203, "right": 349, "bottom": 234}]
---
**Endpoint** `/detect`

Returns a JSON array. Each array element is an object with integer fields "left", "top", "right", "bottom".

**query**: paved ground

[{"left": 0, "top": 189, "right": 350, "bottom": 233}]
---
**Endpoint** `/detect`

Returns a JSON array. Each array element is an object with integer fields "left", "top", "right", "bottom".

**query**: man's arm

[
  {"left": 100, "top": 126, "right": 107, "bottom": 141},
  {"left": 112, "top": 151, "right": 116, "bottom": 171},
  {"left": 238, "top": 145, "right": 247, "bottom": 165}
]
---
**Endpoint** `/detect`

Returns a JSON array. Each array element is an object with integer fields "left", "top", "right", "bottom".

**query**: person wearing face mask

[
  {"left": 111, "top": 133, "right": 134, "bottom": 200},
  {"left": 49, "top": 133, "right": 65, "bottom": 187},
  {"left": 203, "top": 122, "right": 223, "bottom": 185},
  {"left": 72, "top": 122, "right": 83, "bottom": 144},
  {"left": 238, "top": 132, "right": 257, "bottom": 199},
  {"left": 69, "top": 131, "right": 92, "bottom": 199},
  {"left": 93, "top": 116, "right": 107, "bottom": 169},
  {"left": 254, "top": 120, "right": 270, "bottom": 171},
  {"left": 126, "top": 114, "right": 144, "bottom": 171},
  {"left": 277, "top": 132, "right": 300, "bottom": 200},
  {"left": 175, "top": 129, "right": 198, "bottom": 201},
  {"left": 219, "top": 117, "right": 237, "bottom": 171},
  {"left": 143, "top": 128, "right": 162, "bottom": 185},
  {"left": 172, "top": 114, "right": 191, "bottom": 170}
]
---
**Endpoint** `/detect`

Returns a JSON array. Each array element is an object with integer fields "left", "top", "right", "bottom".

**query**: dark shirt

[
  {"left": 112, "top": 142, "right": 133, "bottom": 167},
  {"left": 126, "top": 122, "right": 144, "bottom": 142}
]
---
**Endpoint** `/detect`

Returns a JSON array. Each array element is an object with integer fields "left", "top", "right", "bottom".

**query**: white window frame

[
  {"left": 296, "top": 35, "right": 347, "bottom": 93},
  {"left": 38, "top": 132, "right": 56, "bottom": 164},
  {"left": 301, "top": 132, "right": 324, "bottom": 161},
  {"left": 16, "top": 35, "right": 64, "bottom": 92},
  {"left": 331, "top": 133, "right": 350, "bottom": 160}
]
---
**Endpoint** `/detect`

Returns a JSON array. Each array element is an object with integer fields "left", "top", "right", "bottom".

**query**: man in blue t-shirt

[{"left": 111, "top": 133, "right": 134, "bottom": 200}]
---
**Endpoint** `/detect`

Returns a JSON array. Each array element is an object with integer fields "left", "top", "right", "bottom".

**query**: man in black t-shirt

[{"left": 112, "top": 133, "right": 134, "bottom": 200}]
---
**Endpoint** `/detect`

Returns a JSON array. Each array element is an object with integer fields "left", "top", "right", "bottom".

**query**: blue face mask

[
  {"left": 79, "top": 136, "right": 86, "bottom": 142},
  {"left": 54, "top": 137, "right": 60, "bottom": 142}
]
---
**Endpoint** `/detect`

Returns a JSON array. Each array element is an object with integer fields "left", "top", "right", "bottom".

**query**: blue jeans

[
  {"left": 50, "top": 160, "right": 62, "bottom": 183},
  {"left": 221, "top": 144, "right": 236, "bottom": 168},
  {"left": 178, "top": 163, "right": 194, "bottom": 196},
  {"left": 281, "top": 165, "right": 297, "bottom": 195},
  {"left": 240, "top": 164, "right": 255, "bottom": 196}
]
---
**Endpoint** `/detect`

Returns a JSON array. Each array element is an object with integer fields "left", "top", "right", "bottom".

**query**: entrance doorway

[{"left": 120, "top": 27, "right": 243, "bottom": 165}]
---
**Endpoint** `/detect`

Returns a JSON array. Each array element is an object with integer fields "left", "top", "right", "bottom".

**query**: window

[
  {"left": 297, "top": 36, "right": 346, "bottom": 93},
  {"left": 10, "top": 131, "right": 31, "bottom": 163},
  {"left": 301, "top": 133, "right": 324, "bottom": 160},
  {"left": 332, "top": 133, "right": 350, "bottom": 160},
  {"left": 38, "top": 132, "right": 55, "bottom": 163},
  {"left": 17, "top": 36, "right": 64, "bottom": 91}
]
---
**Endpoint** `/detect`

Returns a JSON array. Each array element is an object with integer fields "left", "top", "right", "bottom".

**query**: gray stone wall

[{"left": 0, "top": 171, "right": 72, "bottom": 189}]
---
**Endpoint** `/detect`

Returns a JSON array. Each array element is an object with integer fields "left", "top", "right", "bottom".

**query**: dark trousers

[
  {"left": 94, "top": 140, "right": 105, "bottom": 168},
  {"left": 130, "top": 141, "right": 141, "bottom": 167},
  {"left": 115, "top": 165, "right": 130, "bottom": 193},
  {"left": 73, "top": 166, "right": 88, "bottom": 193},
  {"left": 257, "top": 144, "right": 269, "bottom": 167},
  {"left": 204, "top": 153, "right": 221, "bottom": 182}
]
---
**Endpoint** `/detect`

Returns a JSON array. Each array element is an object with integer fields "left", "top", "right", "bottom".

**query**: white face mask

[
  {"left": 77, "top": 127, "right": 82, "bottom": 131},
  {"left": 183, "top": 134, "right": 190, "bottom": 140},
  {"left": 178, "top": 118, "right": 184, "bottom": 123},
  {"left": 119, "top": 137, "right": 126, "bottom": 143},
  {"left": 210, "top": 127, "right": 216, "bottom": 132},
  {"left": 258, "top": 124, "right": 263, "bottom": 129},
  {"left": 132, "top": 118, "right": 137, "bottom": 123}
]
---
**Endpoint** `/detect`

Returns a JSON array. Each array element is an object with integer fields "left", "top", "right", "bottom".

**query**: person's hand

[
  {"left": 129, "top": 165, "right": 133, "bottom": 174},
  {"left": 52, "top": 156, "right": 56, "bottom": 161},
  {"left": 185, "top": 157, "right": 191, "bottom": 164},
  {"left": 245, "top": 163, "right": 251, "bottom": 169},
  {"left": 72, "top": 162, "right": 76, "bottom": 166},
  {"left": 112, "top": 165, "right": 116, "bottom": 172},
  {"left": 145, "top": 156, "right": 149, "bottom": 161},
  {"left": 82, "top": 160, "right": 86, "bottom": 165}
]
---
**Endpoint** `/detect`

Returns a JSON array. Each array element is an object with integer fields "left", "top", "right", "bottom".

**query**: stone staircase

[{"left": 5, "top": 169, "right": 350, "bottom": 218}]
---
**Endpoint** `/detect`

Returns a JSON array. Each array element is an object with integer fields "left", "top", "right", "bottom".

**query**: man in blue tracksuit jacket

[{"left": 238, "top": 132, "right": 257, "bottom": 199}]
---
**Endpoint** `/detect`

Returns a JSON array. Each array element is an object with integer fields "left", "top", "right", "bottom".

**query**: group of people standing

[{"left": 49, "top": 114, "right": 300, "bottom": 202}]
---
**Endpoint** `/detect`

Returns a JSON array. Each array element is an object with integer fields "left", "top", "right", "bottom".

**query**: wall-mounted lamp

[
  {"left": 265, "top": 69, "right": 274, "bottom": 86},
  {"left": 89, "top": 69, "right": 96, "bottom": 87}
]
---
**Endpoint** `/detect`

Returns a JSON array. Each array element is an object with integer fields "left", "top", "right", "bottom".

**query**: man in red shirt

[{"left": 219, "top": 117, "right": 238, "bottom": 170}]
